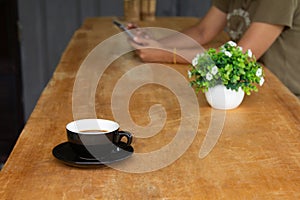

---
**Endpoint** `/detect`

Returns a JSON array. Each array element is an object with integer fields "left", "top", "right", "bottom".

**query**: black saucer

[{"left": 52, "top": 142, "right": 134, "bottom": 168}]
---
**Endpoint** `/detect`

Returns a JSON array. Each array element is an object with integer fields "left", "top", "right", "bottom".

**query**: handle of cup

[{"left": 116, "top": 131, "right": 133, "bottom": 147}]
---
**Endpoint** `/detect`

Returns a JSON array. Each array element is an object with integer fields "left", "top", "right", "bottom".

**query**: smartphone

[{"left": 113, "top": 20, "right": 143, "bottom": 45}]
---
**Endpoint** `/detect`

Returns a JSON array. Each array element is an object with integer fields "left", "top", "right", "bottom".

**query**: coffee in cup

[{"left": 66, "top": 119, "right": 133, "bottom": 159}]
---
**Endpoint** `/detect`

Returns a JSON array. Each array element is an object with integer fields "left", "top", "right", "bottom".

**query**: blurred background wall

[{"left": 18, "top": 0, "right": 211, "bottom": 121}]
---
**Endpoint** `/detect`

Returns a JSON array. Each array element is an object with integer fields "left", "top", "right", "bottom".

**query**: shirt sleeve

[
  {"left": 252, "top": 0, "right": 297, "bottom": 28},
  {"left": 212, "top": 0, "right": 230, "bottom": 13}
]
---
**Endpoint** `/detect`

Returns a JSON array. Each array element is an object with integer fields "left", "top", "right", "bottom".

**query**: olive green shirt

[{"left": 212, "top": 0, "right": 300, "bottom": 95}]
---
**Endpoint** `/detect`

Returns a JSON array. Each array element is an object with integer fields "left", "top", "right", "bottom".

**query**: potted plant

[{"left": 188, "top": 41, "right": 265, "bottom": 110}]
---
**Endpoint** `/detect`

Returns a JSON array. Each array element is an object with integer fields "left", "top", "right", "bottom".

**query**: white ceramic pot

[{"left": 205, "top": 85, "right": 245, "bottom": 110}]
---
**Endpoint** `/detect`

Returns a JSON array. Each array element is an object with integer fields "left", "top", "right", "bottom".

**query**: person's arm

[
  {"left": 130, "top": 6, "right": 227, "bottom": 63},
  {"left": 151, "top": 6, "right": 227, "bottom": 48},
  {"left": 238, "top": 22, "right": 284, "bottom": 59},
  {"left": 180, "top": 6, "right": 227, "bottom": 46}
]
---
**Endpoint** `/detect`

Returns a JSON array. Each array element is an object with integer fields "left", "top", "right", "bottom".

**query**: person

[{"left": 129, "top": 0, "right": 300, "bottom": 97}]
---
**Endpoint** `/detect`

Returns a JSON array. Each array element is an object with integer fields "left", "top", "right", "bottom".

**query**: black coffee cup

[{"left": 66, "top": 119, "right": 133, "bottom": 159}]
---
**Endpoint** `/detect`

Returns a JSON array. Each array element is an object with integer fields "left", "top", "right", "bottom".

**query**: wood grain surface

[{"left": 0, "top": 17, "right": 299, "bottom": 199}]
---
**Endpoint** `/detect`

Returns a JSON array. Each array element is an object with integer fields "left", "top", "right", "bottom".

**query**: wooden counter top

[{"left": 0, "top": 17, "right": 299, "bottom": 199}]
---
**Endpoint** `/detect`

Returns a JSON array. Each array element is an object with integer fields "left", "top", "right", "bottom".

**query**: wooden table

[{"left": 1, "top": 17, "right": 299, "bottom": 199}]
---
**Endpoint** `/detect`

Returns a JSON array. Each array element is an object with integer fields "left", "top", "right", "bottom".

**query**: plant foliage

[{"left": 188, "top": 41, "right": 264, "bottom": 95}]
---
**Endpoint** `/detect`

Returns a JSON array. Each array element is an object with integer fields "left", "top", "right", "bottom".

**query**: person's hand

[
  {"left": 126, "top": 22, "right": 139, "bottom": 30},
  {"left": 126, "top": 23, "right": 173, "bottom": 63},
  {"left": 126, "top": 23, "right": 151, "bottom": 39},
  {"left": 129, "top": 37, "right": 173, "bottom": 63}
]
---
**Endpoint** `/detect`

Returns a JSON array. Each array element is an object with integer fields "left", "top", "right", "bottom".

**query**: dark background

[{"left": 0, "top": 0, "right": 24, "bottom": 166}]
